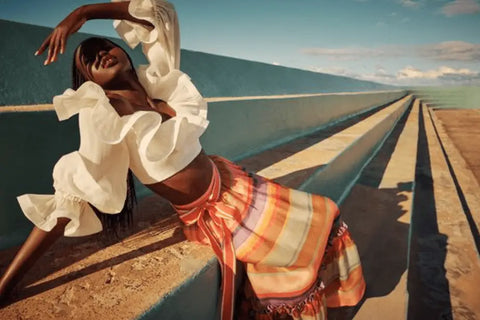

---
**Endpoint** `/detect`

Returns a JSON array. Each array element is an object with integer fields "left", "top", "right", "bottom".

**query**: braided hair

[{"left": 72, "top": 37, "right": 137, "bottom": 234}]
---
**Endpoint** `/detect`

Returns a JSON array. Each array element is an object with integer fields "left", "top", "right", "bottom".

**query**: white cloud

[
  {"left": 397, "top": 65, "right": 478, "bottom": 79},
  {"left": 419, "top": 41, "right": 480, "bottom": 61},
  {"left": 400, "top": 0, "right": 421, "bottom": 8},
  {"left": 302, "top": 41, "right": 480, "bottom": 62},
  {"left": 301, "top": 47, "right": 402, "bottom": 60},
  {"left": 310, "top": 64, "right": 480, "bottom": 86},
  {"left": 442, "top": 0, "right": 480, "bottom": 16}
]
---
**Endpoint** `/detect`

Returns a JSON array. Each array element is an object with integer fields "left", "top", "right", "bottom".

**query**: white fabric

[{"left": 17, "top": 0, "right": 208, "bottom": 237}]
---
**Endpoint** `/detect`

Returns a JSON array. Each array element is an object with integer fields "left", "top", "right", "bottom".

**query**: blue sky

[{"left": 1, "top": 0, "right": 479, "bottom": 86}]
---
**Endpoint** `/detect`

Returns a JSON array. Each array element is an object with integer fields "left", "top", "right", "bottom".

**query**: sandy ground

[
  {"left": 433, "top": 108, "right": 480, "bottom": 184},
  {"left": 0, "top": 196, "right": 213, "bottom": 320}
]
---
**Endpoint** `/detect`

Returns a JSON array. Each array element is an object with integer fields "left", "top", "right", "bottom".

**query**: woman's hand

[{"left": 36, "top": 7, "right": 87, "bottom": 65}]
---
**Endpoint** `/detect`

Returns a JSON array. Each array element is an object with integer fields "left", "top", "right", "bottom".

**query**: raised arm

[
  {"left": 0, "top": 218, "right": 70, "bottom": 301},
  {"left": 36, "top": 1, "right": 153, "bottom": 65}
]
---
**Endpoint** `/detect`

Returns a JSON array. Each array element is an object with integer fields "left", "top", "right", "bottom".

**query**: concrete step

[
  {"left": 430, "top": 108, "right": 480, "bottom": 237},
  {"left": 202, "top": 91, "right": 406, "bottom": 161},
  {"left": 299, "top": 95, "right": 412, "bottom": 203},
  {"left": 241, "top": 95, "right": 413, "bottom": 202},
  {"left": 328, "top": 99, "right": 419, "bottom": 320},
  {"left": 406, "top": 104, "right": 480, "bottom": 319},
  {"left": 0, "top": 94, "right": 412, "bottom": 320}
]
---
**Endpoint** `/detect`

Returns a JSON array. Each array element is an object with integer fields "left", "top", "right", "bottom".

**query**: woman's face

[{"left": 75, "top": 39, "right": 133, "bottom": 88}]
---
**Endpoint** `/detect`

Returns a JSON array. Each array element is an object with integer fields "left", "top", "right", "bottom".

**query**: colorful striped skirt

[{"left": 173, "top": 155, "right": 365, "bottom": 320}]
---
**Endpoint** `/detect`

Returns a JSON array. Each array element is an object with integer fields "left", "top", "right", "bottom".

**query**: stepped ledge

[{"left": 1, "top": 96, "right": 480, "bottom": 319}]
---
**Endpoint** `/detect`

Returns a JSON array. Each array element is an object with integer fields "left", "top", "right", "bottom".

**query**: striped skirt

[{"left": 173, "top": 155, "right": 365, "bottom": 320}]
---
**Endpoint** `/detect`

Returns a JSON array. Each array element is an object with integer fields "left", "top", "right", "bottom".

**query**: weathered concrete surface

[
  {"left": 299, "top": 95, "right": 412, "bottom": 202},
  {"left": 202, "top": 91, "right": 406, "bottom": 161},
  {"left": 254, "top": 95, "right": 410, "bottom": 184},
  {"left": 407, "top": 105, "right": 480, "bottom": 319},
  {"left": 0, "top": 196, "right": 214, "bottom": 320},
  {"left": 429, "top": 108, "right": 480, "bottom": 254},
  {"left": 329, "top": 100, "right": 419, "bottom": 320}
]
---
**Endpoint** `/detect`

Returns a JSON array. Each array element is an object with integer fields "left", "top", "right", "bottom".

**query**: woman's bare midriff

[{"left": 146, "top": 151, "right": 213, "bottom": 206}]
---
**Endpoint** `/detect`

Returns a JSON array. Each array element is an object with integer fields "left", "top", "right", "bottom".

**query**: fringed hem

[
  {"left": 266, "top": 279, "right": 326, "bottom": 318},
  {"left": 238, "top": 277, "right": 327, "bottom": 320}
]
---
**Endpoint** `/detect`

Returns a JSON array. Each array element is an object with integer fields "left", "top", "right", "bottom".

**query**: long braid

[{"left": 72, "top": 37, "right": 138, "bottom": 235}]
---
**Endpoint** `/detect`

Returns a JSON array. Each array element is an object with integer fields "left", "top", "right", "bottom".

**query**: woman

[{"left": 0, "top": 1, "right": 365, "bottom": 319}]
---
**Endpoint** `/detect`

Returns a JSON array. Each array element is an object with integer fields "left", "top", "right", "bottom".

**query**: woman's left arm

[
  {"left": 0, "top": 218, "right": 70, "bottom": 301},
  {"left": 36, "top": 2, "right": 153, "bottom": 65}
]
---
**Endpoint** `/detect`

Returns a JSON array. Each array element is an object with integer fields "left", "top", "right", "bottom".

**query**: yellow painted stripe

[{"left": 0, "top": 104, "right": 54, "bottom": 112}]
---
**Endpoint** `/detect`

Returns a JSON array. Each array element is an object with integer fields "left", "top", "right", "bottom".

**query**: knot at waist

[{"left": 172, "top": 158, "right": 239, "bottom": 320}]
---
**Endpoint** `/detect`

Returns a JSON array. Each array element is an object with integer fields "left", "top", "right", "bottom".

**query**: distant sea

[{"left": 410, "top": 86, "right": 480, "bottom": 109}]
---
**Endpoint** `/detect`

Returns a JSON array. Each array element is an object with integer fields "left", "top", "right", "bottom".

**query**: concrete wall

[
  {"left": 202, "top": 91, "right": 406, "bottom": 160},
  {"left": 0, "top": 19, "right": 395, "bottom": 106},
  {"left": 0, "top": 110, "right": 80, "bottom": 249}
]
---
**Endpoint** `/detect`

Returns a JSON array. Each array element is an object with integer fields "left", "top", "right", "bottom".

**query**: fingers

[
  {"left": 60, "top": 36, "right": 66, "bottom": 55},
  {"left": 36, "top": 30, "right": 68, "bottom": 65},
  {"left": 51, "top": 34, "right": 61, "bottom": 64},
  {"left": 35, "top": 34, "right": 52, "bottom": 56},
  {"left": 45, "top": 32, "right": 62, "bottom": 65},
  {"left": 46, "top": 34, "right": 55, "bottom": 65}
]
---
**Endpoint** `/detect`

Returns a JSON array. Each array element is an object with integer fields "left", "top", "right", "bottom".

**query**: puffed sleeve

[
  {"left": 17, "top": 82, "right": 130, "bottom": 237},
  {"left": 112, "top": 0, "right": 180, "bottom": 76},
  {"left": 111, "top": 0, "right": 207, "bottom": 122}
]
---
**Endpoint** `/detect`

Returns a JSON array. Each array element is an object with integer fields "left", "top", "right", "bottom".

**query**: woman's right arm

[
  {"left": 0, "top": 218, "right": 70, "bottom": 301},
  {"left": 36, "top": 1, "right": 154, "bottom": 65}
]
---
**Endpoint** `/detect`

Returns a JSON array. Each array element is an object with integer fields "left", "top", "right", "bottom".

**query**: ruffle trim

[
  {"left": 17, "top": 193, "right": 103, "bottom": 237},
  {"left": 112, "top": 0, "right": 180, "bottom": 72},
  {"left": 112, "top": 0, "right": 169, "bottom": 47},
  {"left": 52, "top": 77, "right": 208, "bottom": 148},
  {"left": 16, "top": 149, "right": 130, "bottom": 237}
]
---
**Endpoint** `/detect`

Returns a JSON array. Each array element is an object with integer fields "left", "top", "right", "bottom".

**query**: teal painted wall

[
  {"left": 202, "top": 91, "right": 406, "bottom": 160},
  {"left": 0, "top": 19, "right": 395, "bottom": 106},
  {"left": 0, "top": 110, "right": 79, "bottom": 249}
]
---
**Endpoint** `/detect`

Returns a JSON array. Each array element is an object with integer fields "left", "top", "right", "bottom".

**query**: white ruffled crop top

[{"left": 17, "top": 0, "right": 209, "bottom": 237}]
